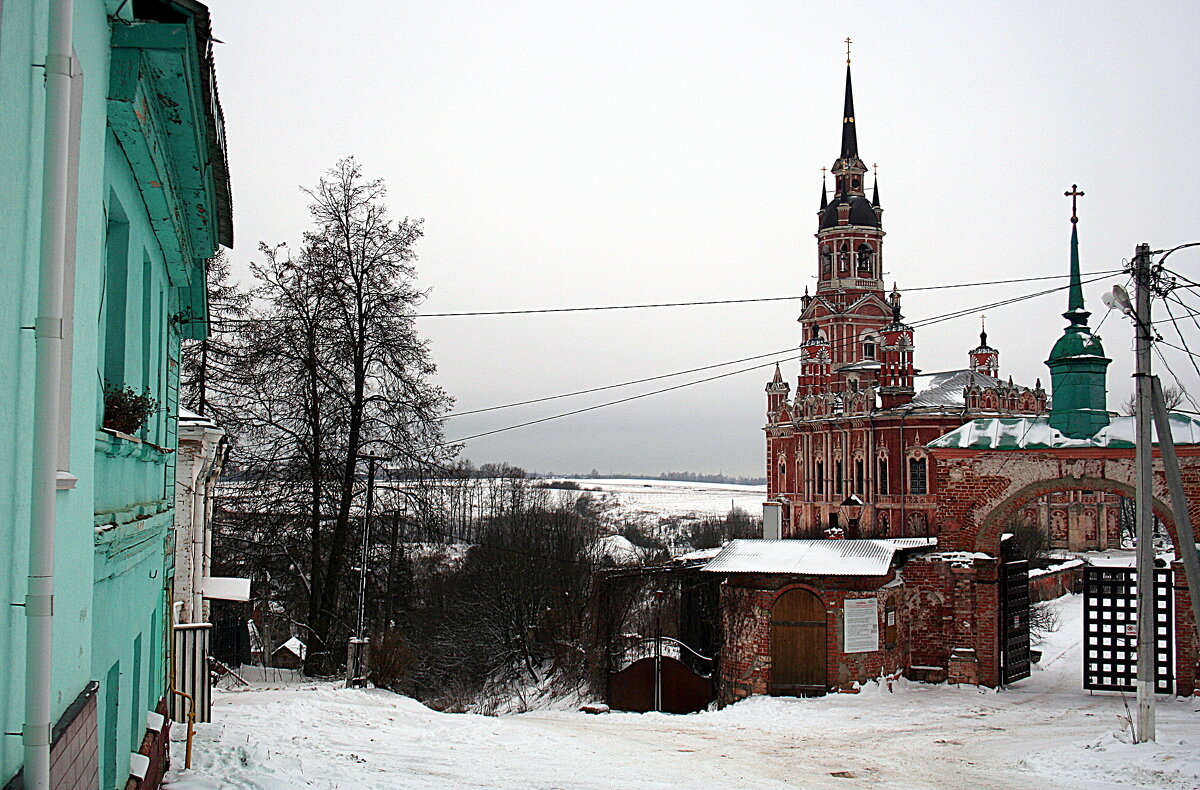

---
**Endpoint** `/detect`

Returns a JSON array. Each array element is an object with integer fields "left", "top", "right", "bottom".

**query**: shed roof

[{"left": 701, "top": 538, "right": 935, "bottom": 576}]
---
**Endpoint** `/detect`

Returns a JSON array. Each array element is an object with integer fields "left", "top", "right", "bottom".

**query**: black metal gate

[
  {"left": 1083, "top": 567, "right": 1174, "bottom": 694},
  {"left": 999, "top": 558, "right": 1031, "bottom": 685}
]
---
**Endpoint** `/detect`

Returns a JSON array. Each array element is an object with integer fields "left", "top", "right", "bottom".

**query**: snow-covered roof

[
  {"left": 702, "top": 538, "right": 935, "bottom": 576},
  {"left": 928, "top": 413, "right": 1200, "bottom": 450},
  {"left": 274, "top": 637, "right": 306, "bottom": 660},
  {"left": 839, "top": 360, "right": 882, "bottom": 372},
  {"left": 179, "top": 406, "right": 219, "bottom": 428},
  {"left": 908, "top": 369, "right": 1022, "bottom": 409}
]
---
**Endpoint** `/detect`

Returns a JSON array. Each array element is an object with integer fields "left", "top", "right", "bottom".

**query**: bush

[
  {"left": 102, "top": 381, "right": 157, "bottom": 434},
  {"left": 685, "top": 507, "right": 761, "bottom": 550}
]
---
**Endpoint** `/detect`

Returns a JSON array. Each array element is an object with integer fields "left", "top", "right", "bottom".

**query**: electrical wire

[
  {"left": 1151, "top": 345, "right": 1200, "bottom": 413},
  {"left": 1160, "top": 298, "right": 1200, "bottom": 388},
  {"left": 432, "top": 272, "right": 1121, "bottom": 450},
  {"left": 416, "top": 269, "right": 1122, "bottom": 318},
  {"left": 431, "top": 345, "right": 801, "bottom": 423},
  {"left": 199, "top": 269, "right": 1123, "bottom": 328},
  {"left": 430, "top": 272, "right": 1120, "bottom": 425}
]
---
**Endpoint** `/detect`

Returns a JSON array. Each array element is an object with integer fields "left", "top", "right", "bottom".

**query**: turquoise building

[{"left": 0, "top": 1, "right": 231, "bottom": 788}]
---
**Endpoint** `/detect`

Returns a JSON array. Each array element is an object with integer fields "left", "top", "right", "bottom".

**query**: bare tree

[
  {"left": 229, "top": 159, "right": 453, "bottom": 674},
  {"left": 1121, "top": 384, "right": 1185, "bottom": 416},
  {"left": 180, "top": 249, "right": 250, "bottom": 424}
]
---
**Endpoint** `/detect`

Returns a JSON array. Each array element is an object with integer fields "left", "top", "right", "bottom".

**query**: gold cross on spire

[
  {"left": 845, "top": 37, "right": 853, "bottom": 65},
  {"left": 1065, "top": 184, "right": 1084, "bottom": 225}
]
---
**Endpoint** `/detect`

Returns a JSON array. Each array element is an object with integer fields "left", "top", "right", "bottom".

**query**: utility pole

[
  {"left": 1132, "top": 243, "right": 1155, "bottom": 743},
  {"left": 348, "top": 453, "right": 388, "bottom": 688}
]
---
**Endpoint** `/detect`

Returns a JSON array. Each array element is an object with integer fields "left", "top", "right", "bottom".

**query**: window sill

[{"left": 96, "top": 428, "right": 173, "bottom": 463}]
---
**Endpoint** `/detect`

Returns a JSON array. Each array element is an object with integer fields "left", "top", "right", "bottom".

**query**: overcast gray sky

[{"left": 205, "top": 1, "right": 1200, "bottom": 477}]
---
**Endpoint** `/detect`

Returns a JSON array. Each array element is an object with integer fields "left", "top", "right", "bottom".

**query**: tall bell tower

[{"left": 799, "top": 44, "right": 895, "bottom": 384}]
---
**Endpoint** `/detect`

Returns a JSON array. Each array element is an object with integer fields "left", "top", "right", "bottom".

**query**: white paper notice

[{"left": 844, "top": 598, "right": 879, "bottom": 653}]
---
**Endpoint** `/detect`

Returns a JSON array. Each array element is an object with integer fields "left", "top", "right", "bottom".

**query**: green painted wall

[{"left": 0, "top": 1, "right": 227, "bottom": 786}]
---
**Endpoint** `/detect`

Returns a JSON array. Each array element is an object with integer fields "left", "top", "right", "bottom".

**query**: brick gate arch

[
  {"left": 925, "top": 445, "right": 1200, "bottom": 692},
  {"left": 976, "top": 476, "right": 1179, "bottom": 557}
]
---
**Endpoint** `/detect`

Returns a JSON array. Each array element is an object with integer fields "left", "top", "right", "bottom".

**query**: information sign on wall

[{"left": 844, "top": 597, "right": 879, "bottom": 653}]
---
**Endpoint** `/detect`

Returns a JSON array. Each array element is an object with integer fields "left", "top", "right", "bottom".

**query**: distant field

[{"left": 552, "top": 477, "right": 765, "bottom": 523}]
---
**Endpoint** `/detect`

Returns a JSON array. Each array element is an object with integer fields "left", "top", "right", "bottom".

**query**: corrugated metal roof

[
  {"left": 702, "top": 539, "right": 925, "bottom": 576},
  {"left": 928, "top": 414, "right": 1200, "bottom": 450}
]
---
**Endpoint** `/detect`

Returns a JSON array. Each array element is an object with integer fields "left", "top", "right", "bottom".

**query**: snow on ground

[
  {"left": 559, "top": 477, "right": 766, "bottom": 522},
  {"left": 166, "top": 594, "right": 1200, "bottom": 790}
]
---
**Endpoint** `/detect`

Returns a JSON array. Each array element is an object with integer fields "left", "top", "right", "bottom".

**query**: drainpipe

[
  {"left": 24, "top": 1, "right": 74, "bottom": 787},
  {"left": 190, "top": 454, "right": 208, "bottom": 622},
  {"left": 898, "top": 410, "right": 908, "bottom": 537}
]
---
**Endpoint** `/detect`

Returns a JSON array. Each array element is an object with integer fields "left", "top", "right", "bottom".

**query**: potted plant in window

[{"left": 102, "top": 381, "right": 157, "bottom": 436}]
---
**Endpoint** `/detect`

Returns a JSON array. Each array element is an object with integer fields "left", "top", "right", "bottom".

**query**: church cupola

[
  {"left": 969, "top": 316, "right": 1000, "bottom": 378},
  {"left": 1046, "top": 186, "right": 1111, "bottom": 439}
]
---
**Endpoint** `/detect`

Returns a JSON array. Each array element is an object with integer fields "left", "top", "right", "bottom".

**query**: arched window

[
  {"left": 857, "top": 243, "right": 873, "bottom": 271},
  {"left": 821, "top": 244, "right": 833, "bottom": 275},
  {"left": 877, "top": 456, "right": 889, "bottom": 495},
  {"left": 908, "top": 457, "right": 928, "bottom": 495},
  {"left": 838, "top": 243, "right": 851, "bottom": 273}
]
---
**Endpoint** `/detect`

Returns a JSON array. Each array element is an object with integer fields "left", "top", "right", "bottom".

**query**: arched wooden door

[{"left": 770, "top": 588, "right": 827, "bottom": 697}]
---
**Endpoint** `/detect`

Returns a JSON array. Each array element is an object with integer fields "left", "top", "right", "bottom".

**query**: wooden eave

[{"left": 109, "top": 20, "right": 219, "bottom": 339}]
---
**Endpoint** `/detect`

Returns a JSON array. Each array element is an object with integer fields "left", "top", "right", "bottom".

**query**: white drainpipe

[
  {"left": 190, "top": 456, "right": 208, "bottom": 621},
  {"left": 25, "top": 0, "right": 74, "bottom": 787}
]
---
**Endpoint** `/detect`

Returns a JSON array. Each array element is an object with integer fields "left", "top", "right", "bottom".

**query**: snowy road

[{"left": 166, "top": 595, "right": 1200, "bottom": 790}]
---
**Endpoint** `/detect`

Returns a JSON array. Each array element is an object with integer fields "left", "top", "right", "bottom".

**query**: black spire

[
  {"left": 841, "top": 64, "right": 858, "bottom": 159},
  {"left": 871, "top": 177, "right": 880, "bottom": 207},
  {"left": 820, "top": 173, "right": 828, "bottom": 209}
]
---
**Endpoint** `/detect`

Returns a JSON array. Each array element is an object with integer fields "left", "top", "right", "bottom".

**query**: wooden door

[{"left": 770, "top": 588, "right": 827, "bottom": 697}]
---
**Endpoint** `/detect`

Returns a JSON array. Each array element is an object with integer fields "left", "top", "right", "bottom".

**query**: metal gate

[
  {"left": 999, "top": 558, "right": 1031, "bottom": 685},
  {"left": 1083, "top": 567, "right": 1174, "bottom": 694},
  {"left": 607, "top": 637, "right": 715, "bottom": 714}
]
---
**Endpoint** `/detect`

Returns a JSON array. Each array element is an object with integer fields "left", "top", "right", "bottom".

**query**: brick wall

[
  {"left": 3, "top": 682, "right": 99, "bottom": 790},
  {"left": 717, "top": 573, "right": 908, "bottom": 704}
]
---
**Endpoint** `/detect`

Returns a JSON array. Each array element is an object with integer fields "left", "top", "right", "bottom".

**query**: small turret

[
  {"left": 969, "top": 316, "right": 1000, "bottom": 378},
  {"left": 767, "top": 362, "right": 791, "bottom": 417}
]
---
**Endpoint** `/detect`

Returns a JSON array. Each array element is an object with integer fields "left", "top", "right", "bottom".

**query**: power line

[
  {"left": 432, "top": 272, "right": 1120, "bottom": 424},
  {"left": 1160, "top": 298, "right": 1200, "bottom": 387},
  {"left": 200, "top": 269, "right": 1124, "bottom": 331},
  {"left": 416, "top": 269, "right": 1122, "bottom": 317},
  {"left": 434, "top": 272, "right": 1121, "bottom": 449},
  {"left": 433, "top": 345, "right": 800, "bottom": 423},
  {"left": 1151, "top": 346, "right": 1200, "bottom": 413},
  {"left": 441, "top": 353, "right": 804, "bottom": 447}
]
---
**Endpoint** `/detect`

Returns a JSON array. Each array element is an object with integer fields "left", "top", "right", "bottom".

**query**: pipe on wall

[{"left": 24, "top": 0, "right": 75, "bottom": 787}]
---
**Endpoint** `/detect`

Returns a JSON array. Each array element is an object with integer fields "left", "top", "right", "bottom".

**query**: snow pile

[{"left": 1024, "top": 730, "right": 1200, "bottom": 789}]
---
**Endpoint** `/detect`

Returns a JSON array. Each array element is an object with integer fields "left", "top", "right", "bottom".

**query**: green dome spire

[{"left": 1046, "top": 186, "right": 1111, "bottom": 439}]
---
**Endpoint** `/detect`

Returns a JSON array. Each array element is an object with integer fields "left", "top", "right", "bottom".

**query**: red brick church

[
  {"left": 702, "top": 58, "right": 1200, "bottom": 704},
  {"left": 763, "top": 61, "right": 1046, "bottom": 541}
]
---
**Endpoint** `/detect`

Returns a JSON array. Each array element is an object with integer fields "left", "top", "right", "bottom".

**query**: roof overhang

[{"left": 108, "top": 6, "right": 232, "bottom": 340}]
